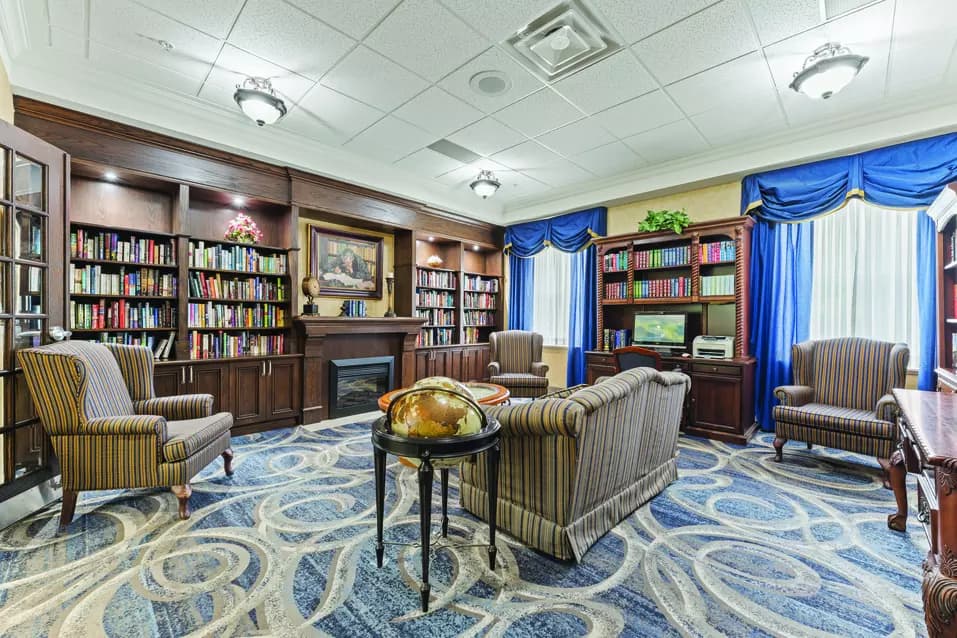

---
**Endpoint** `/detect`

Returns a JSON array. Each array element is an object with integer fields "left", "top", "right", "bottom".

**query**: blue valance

[
  {"left": 505, "top": 207, "right": 607, "bottom": 257},
  {"left": 743, "top": 132, "right": 957, "bottom": 220}
]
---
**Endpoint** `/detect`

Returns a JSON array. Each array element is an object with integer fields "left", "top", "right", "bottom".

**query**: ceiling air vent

[{"left": 502, "top": 0, "right": 621, "bottom": 83}]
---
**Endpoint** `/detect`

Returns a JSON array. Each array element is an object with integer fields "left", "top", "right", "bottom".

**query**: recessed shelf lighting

[
  {"left": 232, "top": 196, "right": 246, "bottom": 207},
  {"left": 473, "top": 245, "right": 480, "bottom": 251},
  {"left": 428, "top": 236, "right": 435, "bottom": 242},
  {"left": 104, "top": 171, "right": 118, "bottom": 181}
]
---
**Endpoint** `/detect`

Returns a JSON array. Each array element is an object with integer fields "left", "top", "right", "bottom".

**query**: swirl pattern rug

[{"left": 0, "top": 422, "right": 928, "bottom": 637}]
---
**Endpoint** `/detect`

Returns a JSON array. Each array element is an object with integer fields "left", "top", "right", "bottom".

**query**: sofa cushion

[
  {"left": 490, "top": 373, "right": 549, "bottom": 388},
  {"left": 163, "top": 412, "right": 233, "bottom": 463},
  {"left": 773, "top": 403, "right": 894, "bottom": 439}
]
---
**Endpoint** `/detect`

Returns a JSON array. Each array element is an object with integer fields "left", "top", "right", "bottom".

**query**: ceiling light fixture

[
  {"left": 470, "top": 170, "right": 501, "bottom": 199},
  {"left": 789, "top": 42, "right": 869, "bottom": 100},
  {"left": 234, "top": 77, "right": 287, "bottom": 126}
]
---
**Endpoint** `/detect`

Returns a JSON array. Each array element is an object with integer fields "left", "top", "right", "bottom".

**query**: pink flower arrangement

[{"left": 224, "top": 213, "right": 263, "bottom": 244}]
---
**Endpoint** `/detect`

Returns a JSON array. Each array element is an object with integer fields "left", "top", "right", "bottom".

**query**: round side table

[{"left": 371, "top": 415, "right": 501, "bottom": 613}]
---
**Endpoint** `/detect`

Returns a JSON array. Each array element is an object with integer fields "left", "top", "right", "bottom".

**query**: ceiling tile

[
  {"left": 286, "top": 0, "right": 400, "bottom": 39},
  {"left": 622, "top": 120, "right": 710, "bottom": 163},
  {"left": 132, "top": 0, "right": 245, "bottom": 39},
  {"left": 343, "top": 115, "right": 436, "bottom": 164},
  {"left": 279, "top": 85, "right": 384, "bottom": 145},
  {"left": 201, "top": 45, "right": 315, "bottom": 110},
  {"left": 494, "top": 89, "right": 583, "bottom": 137},
  {"left": 88, "top": 41, "right": 205, "bottom": 95},
  {"left": 438, "top": 47, "right": 544, "bottom": 114},
  {"left": 573, "top": 141, "right": 647, "bottom": 177},
  {"left": 393, "top": 87, "right": 484, "bottom": 138},
  {"left": 494, "top": 171, "right": 550, "bottom": 199},
  {"left": 632, "top": 1, "right": 759, "bottom": 85},
  {"left": 666, "top": 52, "right": 777, "bottom": 116},
  {"left": 435, "top": 159, "right": 509, "bottom": 185},
  {"left": 491, "top": 140, "right": 562, "bottom": 170},
  {"left": 691, "top": 98, "right": 787, "bottom": 146},
  {"left": 537, "top": 119, "right": 617, "bottom": 156},
  {"left": 440, "top": 0, "right": 556, "bottom": 42},
  {"left": 589, "top": 0, "right": 720, "bottom": 44},
  {"left": 228, "top": 0, "right": 355, "bottom": 80},
  {"left": 395, "top": 148, "right": 464, "bottom": 177},
  {"left": 48, "top": 0, "right": 86, "bottom": 36},
  {"left": 744, "top": 0, "right": 820, "bottom": 45},
  {"left": 522, "top": 159, "right": 594, "bottom": 186},
  {"left": 365, "top": 0, "right": 488, "bottom": 82},
  {"left": 886, "top": 0, "right": 957, "bottom": 95},
  {"left": 321, "top": 46, "right": 430, "bottom": 112},
  {"left": 552, "top": 51, "right": 657, "bottom": 114},
  {"left": 447, "top": 118, "right": 524, "bottom": 157},
  {"left": 591, "top": 91, "right": 684, "bottom": 139},
  {"left": 89, "top": 0, "right": 220, "bottom": 81}
]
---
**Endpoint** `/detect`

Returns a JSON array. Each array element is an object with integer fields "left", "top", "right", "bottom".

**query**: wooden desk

[{"left": 889, "top": 389, "right": 957, "bottom": 637}]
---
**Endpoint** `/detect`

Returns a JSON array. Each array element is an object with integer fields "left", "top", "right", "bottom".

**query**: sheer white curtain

[
  {"left": 531, "top": 246, "right": 572, "bottom": 346},
  {"left": 810, "top": 199, "right": 920, "bottom": 367}
]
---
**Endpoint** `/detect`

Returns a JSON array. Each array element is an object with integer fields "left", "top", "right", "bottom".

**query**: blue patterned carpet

[{"left": 0, "top": 422, "right": 929, "bottom": 637}]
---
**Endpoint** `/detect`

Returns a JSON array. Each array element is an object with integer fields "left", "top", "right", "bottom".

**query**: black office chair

[{"left": 612, "top": 346, "right": 663, "bottom": 372}]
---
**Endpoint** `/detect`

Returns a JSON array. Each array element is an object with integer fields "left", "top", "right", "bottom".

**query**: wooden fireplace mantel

[{"left": 295, "top": 316, "right": 426, "bottom": 424}]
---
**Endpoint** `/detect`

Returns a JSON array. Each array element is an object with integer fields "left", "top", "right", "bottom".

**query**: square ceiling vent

[{"left": 502, "top": 0, "right": 622, "bottom": 83}]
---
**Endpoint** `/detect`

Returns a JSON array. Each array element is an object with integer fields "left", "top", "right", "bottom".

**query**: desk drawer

[{"left": 692, "top": 362, "right": 741, "bottom": 377}]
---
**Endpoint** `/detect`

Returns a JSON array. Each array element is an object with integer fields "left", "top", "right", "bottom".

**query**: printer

[{"left": 692, "top": 335, "right": 734, "bottom": 359}]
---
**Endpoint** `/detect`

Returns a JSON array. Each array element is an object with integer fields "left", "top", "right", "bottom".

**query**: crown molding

[{"left": 0, "top": 0, "right": 30, "bottom": 65}]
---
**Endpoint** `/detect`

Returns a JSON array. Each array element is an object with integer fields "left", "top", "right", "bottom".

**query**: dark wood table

[{"left": 889, "top": 389, "right": 957, "bottom": 637}]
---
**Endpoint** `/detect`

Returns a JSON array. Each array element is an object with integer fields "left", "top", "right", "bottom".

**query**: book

[
  {"left": 153, "top": 338, "right": 168, "bottom": 360},
  {"left": 161, "top": 331, "right": 175, "bottom": 359}
]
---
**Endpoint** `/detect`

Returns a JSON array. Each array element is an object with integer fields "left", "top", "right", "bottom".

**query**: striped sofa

[
  {"left": 460, "top": 367, "right": 690, "bottom": 561},
  {"left": 487, "top": 330, "right": 550, "bottom": 398},
  {"left": 17, "top": 341, "right": 234, "bottom": 526},
  {"left": 772, "top": 338, "right": 909, "bottom": 469}
]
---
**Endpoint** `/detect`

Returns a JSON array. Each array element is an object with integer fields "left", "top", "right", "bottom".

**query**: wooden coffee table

[{"left": 377, "top": 382, "right": 509, "bottom": 412}]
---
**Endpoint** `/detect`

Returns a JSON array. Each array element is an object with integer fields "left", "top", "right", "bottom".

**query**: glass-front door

[{"left": 0, "top": 120, "right": 66, "bottom": 528}]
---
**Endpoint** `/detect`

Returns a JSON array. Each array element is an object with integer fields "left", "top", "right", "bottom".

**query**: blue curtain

[
  {"left": 507, "top": 256, "right": 534, "bottom": 330},
  {"left": 745, "top": 131, "right": 957, "bottom": 427},
  {"left": 567, "top": 245, "right": 597, "bottom": 386}
]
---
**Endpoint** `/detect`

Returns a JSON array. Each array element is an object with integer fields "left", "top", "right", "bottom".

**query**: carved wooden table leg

[
  {"left": 926, "top": 464, "right": 957, "bottom": 637},
  {"left": 887, "top": 447, "right": 908, "bottom": 532}
]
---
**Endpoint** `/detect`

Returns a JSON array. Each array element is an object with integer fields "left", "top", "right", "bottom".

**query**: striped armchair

[
  {"left": 488, "top": 330, "right": 549, "bottom": 398},
  {"left": 460, "top": 367, "right": 690, "bottom": 560},
  {"left": 772, "top": 338, "right": 909, "bottom": 470},
  {"left": 17, "top": 341, "right": 234, "bottom": 526}
]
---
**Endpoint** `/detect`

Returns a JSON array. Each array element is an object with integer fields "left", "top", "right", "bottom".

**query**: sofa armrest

[
  {"left": 876, "top": 393, "right": 900, "bottom": 423},
  {"left": 485, "top": 399, "right": 584, "bottom": 437},
  {"left": 85, "top": 414, "right": 167, "bottom": 438},
  {"left": 487, "top": 361, "right": 501, "bottom": 377},
  {"left": 134, "top": 395, "right": 214, "bottom": 420},
  {"left": 774, "top": 385, "right": 814, "bottom": 407},
  {"left": 537, "top": 384, "right": 588, "bottom": 400},
  {"left": 531, "top": 361, "right": 549, "bottom": 377}
]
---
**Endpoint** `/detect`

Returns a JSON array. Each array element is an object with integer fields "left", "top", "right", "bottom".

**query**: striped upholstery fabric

[
  {"left": 462, "top": 367, "right": 690, "bottom": 561},
  {"left": 488, "top": 331, "right": 549, "bottom": 398},
  {"left": 773, "top": 338, "right": 908, "bottom": 459},
  {"left": 17, "top": 341, "right": 232, "bottom": 492}
]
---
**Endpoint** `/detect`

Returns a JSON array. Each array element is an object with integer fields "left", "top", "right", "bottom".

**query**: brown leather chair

[{"left": 613, "top": 346, "right": 663, "bottom": 372}]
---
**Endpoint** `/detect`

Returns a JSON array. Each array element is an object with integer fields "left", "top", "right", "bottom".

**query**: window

[
  {"left": 531, "top": 247, "right": 572, "bottom": 346},
  {"left": 810, "top": 199, "right": 920, "bottom": 368}
]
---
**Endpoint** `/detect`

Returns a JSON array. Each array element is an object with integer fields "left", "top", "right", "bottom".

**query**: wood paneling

[{"left": 70, "top": 177, "right": 173, "bottom": 232}]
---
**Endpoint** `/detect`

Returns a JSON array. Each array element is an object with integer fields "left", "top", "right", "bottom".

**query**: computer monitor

[{"left": 633, "top": 312, "right": 687, "bottom": 349}]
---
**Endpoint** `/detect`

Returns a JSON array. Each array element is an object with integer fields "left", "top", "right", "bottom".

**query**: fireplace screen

[{"left": 329, "top": 356, "right": 395, "bottom": 418}]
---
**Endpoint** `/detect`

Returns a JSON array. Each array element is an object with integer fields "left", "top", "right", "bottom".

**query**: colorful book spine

[
  {"left": 417, "top": 327, "right": 455, "bottom": 347},
  {"left": 699, "top": 241, "right": 736, "bottom": 264},
  {"left": 634, "top": 277, "right": 690, "bottom": 299},
  {"left": 188, "top": 331, "right": 284, "bottom": 359},
  {"left": 603, "top": 251, "right": 629, "bottom": 272},
  {"left": 71, "top": 228, "right": 176, "bottom": 265},
  {"left": 634, "top": 246, "right": 691, "bottom": 269},
  {"left": 70, "top": 300, "right": 175, "bottom": 330},
  {"left": 601, "top": 329, "right": 632, "bottom": 351},
  {"left": 463, "top": 276, "right": 499, "bottom": 292},
  {"left": 604, "top": 282, "right": 628, "bottom": 300},
  {"left": 701, "top": 274, "right": 735, "bottom": 296},
  {"left": 187, "top": 303, "right": 285, "bottom": 329},
  {"left": 69, "top": 265, "right": 176, "bottom": 296},
  {"left": 188, "top": 241, "right": 287, "bottom": 273},
  {"left": 187, "top": 273, "right": 285, "bottom": 300},
  {"left": 416, "top": 268, "right": 456, "bottom": 288}
]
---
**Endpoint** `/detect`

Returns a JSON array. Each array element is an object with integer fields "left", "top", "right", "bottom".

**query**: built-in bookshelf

[
  {"left": 463, "top": 273, "right": 500, "bottom": 344},
  {"left": 415, "top": 266, "right": 457, "bottom": 347}
]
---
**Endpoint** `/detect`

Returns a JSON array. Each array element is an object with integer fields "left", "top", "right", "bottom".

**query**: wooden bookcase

[
  {"left": 588, "top": 216, "right": 757, "bottom": 444},
  {"left": 931, "top": 183, "right": 957, "bottom": 391}
]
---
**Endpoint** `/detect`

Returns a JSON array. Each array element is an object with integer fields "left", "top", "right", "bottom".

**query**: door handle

[
  {"left": 181, "top": 366, "right": 186, "bottom": 385},
  {"left": 189, "top": 366, "right": 194, "bottom": 384},
  {"left": 268, "top": 360, "right": 273, "bottom": 376},
  {"left": 261, "top": 361, "right": 266, "bottom": 377}
]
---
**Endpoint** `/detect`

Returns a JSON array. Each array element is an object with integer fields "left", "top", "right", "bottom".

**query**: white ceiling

[{"left": 3, "top": 0, "right": 957, "bottom": 226}]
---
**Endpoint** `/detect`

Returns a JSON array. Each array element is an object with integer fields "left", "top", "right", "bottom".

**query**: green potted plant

[{"left": 638, "top": 209, "right": 691, "bottom": 234}]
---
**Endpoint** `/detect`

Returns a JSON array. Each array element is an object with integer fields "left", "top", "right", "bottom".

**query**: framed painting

[{"left": 309, "top": 226, "right": 383, "bottom": 298}]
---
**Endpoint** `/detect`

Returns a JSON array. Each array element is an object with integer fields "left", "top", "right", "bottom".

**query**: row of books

[
  {"left": 188, "top": 241, "right": 287, "bottom": 274},
  {"left": 71, "top": 229, "right": 176, "bottom": 265},
  {"left": 464, "top": 276, "right": 499, "bottom": 293},
  {"left": 416, "top": 290, "right": 455, "bottom": 307},
  {"left": 418, "top": 327, "right": 455, "bottom": 347},
  {"left": 187, "top": 303, "right": 286, "bottom": 329},
  {"left": 701, "top": 274, "right": 735, "bottom": 296},
  {"left": 341, "top": 300, "right": 367, "bottom": 317},
  {"left": 463, "top": 327, "right": 487, "bottom": 344},
  {"left": 603, "top": 251, "right": 628, "bottom": 272},
  {"left": 635, "top": 246, "right": 690, "bottom": 269},
  {"left": 464, "top": 310, "right": 495, "bottom": 326},
  {"left": 605, "top": 281, "right": 629, "bottom": 299},
  {"left": 601, "top": 329, "right": 632, "bottom": 351},
  {"left": 70, "top": 300, "right": 175, "bottom": 330},
  {"left": 417, "top": 269, "right": 456, "bottom": 289},
  {"left": 77, "top": 330, "right": 174, "bottom": 358},
  {"left": 188, "top": 273, "right": 285, "bottom": 301},
  {"left": 70, "top": 264, "right": 177, "bottom": 297},
  {"left": 188, "top": 331, "right": 284, "bottom": 359},
  {"left": 700, "top": 241, "right": 735, "bottom": 264},
  {"left": 635, "top": 277, "right": 690, "bottom": 299},
  {"left": 949, "top": 231, "right": 957, "bottom": 264},
  {"left": 464, "top": 292, "right": 497, "bottom": 309},
  {"left": 416, "top": 308, "right": 455, "bottom": 326}
]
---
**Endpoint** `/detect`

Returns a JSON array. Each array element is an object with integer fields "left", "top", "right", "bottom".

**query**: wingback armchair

[
  {"left": 772, "top": 338, "right": 909, "bottom": 470},
  {"left": 488, "top": 330, "right": 549, "bottom": 398},
  {"left": 461, "top": 368, "right": 690, "bottom": 560},
  {"left": 18, "top": 341, "right": 234, "bottom": 526}
]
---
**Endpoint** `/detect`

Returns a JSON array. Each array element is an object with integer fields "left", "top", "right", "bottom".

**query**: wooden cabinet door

[
  {"left": 436, "top": 347, "right": 462, "bottom": 380},
  {"left": 153, "top": 365, "right": 186, "bottom": 398},
  {"left": 690, "top": 373, "right": 741, "bottom": 433},
  {"left": 415, "top": 350, "right": 432, "bottom": 380},
  {"left": 231, "top": 360, "right": 268, "bottom": 427},
  {"left": 461, "top": 348, "right": 476, "bottom": 382},
  {"left": 477, "top": 346, "right": 491, "bottom": 381},
  {"left": 191, "top": 364, "right": 230, "bottom": 415},
  {"left": 267, "top": 358, "right": 301, "bottom": 420}
]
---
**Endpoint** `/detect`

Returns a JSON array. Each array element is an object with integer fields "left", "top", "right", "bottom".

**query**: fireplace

[{"left": 329, "top": 356, "right": 395, "bottom": 418}]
